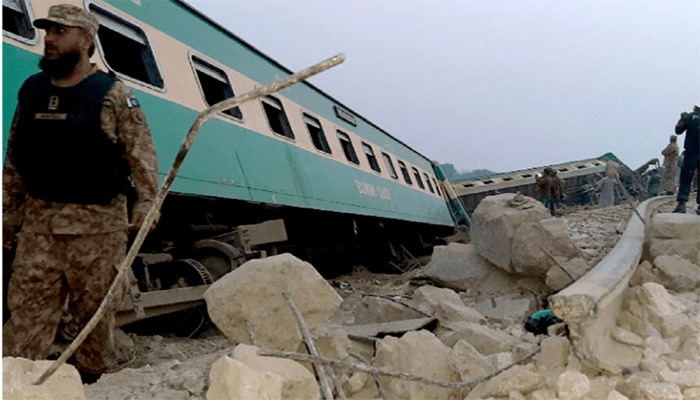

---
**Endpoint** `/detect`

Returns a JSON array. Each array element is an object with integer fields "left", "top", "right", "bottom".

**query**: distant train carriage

[
  {"left": 452, "top": 157, "right": 610, "bottom": 214},
  {"left": 3, "top": 0, "right": 457, "bottom": 325}
]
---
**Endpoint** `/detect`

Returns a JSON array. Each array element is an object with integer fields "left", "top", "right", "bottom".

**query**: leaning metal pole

[{"left": 33, "top": 53, "right": 346, "bottom": 385}]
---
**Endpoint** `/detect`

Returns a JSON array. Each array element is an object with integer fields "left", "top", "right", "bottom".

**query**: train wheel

[{"left": 191, "top": 239, "right": 245, "bottom": 281}]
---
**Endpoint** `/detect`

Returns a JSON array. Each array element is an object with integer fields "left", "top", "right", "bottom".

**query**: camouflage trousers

[{"left": 2, "top": 230, "right": 128, "bottom": 374}]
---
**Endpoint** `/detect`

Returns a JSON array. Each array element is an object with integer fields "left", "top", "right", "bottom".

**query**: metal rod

[
  {"left": 33, "top": 53, "right": 345, "bottom": 385},
  {"left": 615, "top": 178, "right": 646, "bottom": 226}
]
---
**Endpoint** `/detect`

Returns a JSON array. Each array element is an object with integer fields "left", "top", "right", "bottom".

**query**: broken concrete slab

[
  {"left": 465, "top": 364, "right": 544, "bottom": 399},
  {"left": 437, "top": 321, "right": 520, "bottom": 355},
  {"left": 447, "top": 340, "right": 494, "bottom": 381},
  {"left": 204, "top": 253, "right": 342, "bottom": 351},
  {"left": 372, "top": 330, "right": 462, "bottom": 400},
  {"left": 473, "top": 296, "right": 534, "bottom": 324},
  {"left": 423, "top": 243, "right": 518, "bottom": 294},
  {"left": 342, "top": 317, "right": 436, "bottom": 340},
  {"left": 555, "top": 369, "right": 591, "bottom": 400},
  {"left": 3, "top": 357, "right": 85, "bottom": 400},
  {"left": 207, "top": 356, "right": 284, "bottom": 400},
  {"left": 647, "top": 213, "right": 700, "bottom": 265},
  {"left": 652, "top": 255, "right": 700, "bottom": 292},
  {"left": 545, "top": 257, "right": 590, "bottom": 291},
  {"left": 536, "top": 336, "right": 570, "bottom": 370},
  {"left": 412, "top": 285, "right": 486, "bottom": 327},
  {"left": 231, "top": 344, "right": 320, "bottom": 400},
  {"left": 353, "top": 295, "right": 423, "bottom": 325}
]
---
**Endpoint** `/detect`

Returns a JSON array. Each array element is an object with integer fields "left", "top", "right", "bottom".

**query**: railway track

[{"left": 550, "top": 196, "right": 679, "bottom": 373}]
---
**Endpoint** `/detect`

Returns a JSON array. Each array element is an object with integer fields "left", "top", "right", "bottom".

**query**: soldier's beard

[{"left": 39, "top": 48, "right": 81, "bottom": 79}]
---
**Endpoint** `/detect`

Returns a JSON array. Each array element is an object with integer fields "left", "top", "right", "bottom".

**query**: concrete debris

[
  {"left": 411, "top": 285, "right": 487, "bottom": 326},
  {"left": 233, "top": 344, "right": 319, "bottom": 400},
  {"left": 470, "top": 193, "right": 551, "bottom": 273},
  {"left": 447, "top": 340, "right": 495, "bottom": 381},
  {"left": 511, "top": 217, "right": 583, "bottom": 277},
  {"left": 353, "top": 330, "right": 462, "bottom": 399},
  {"left": 207, "top": 355, "right": 284, "bottom": 400},
  {"left": 437, "top": 321, "right": 520, "bottom": 355},
  {"left": 535, "top": 335, "right": 570, "bottom": 370},
  {"left": 652, "top": 255, "right": 700, "bottom": 292},
  {"left": 465, "top": 364, "right": 544, "bottom": 399},
  {"left": 306, "top": 324, "right": 352, "bottom": 364},
  {"left": 3, "top": 357, "right": 85, "bottom": 400},
  {"left": 647, "top": 213, "right": 700, "bottom": 265},
  {"left": 32, "top": 203, "right": 699, "bottom": 400},
  {"left": 204, "top": 253, "right": 342, "bottom": 351},
  {"left": 545, "top": 257, "right": 590, "bottom": 291},
  {"left": 423, "top": 242, "right": 519, "bottom": 294},
  {"left": 353, "top": 295, "right": 422, "bottom": 324},
  {"left": 473, "top": 296, "right": 534, "bottom": 324},
  {"left": 343, "top": 317, "right": 436, "bottom": 340}
]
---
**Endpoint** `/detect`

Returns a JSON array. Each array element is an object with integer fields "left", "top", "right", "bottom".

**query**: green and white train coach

[{"left": 3, "top": 0, "right": 461, "bottom": 322}]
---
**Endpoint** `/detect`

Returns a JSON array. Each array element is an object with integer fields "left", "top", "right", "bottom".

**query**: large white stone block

[
  {"left": 204, "top": 253, "right": 343, "bottom": 351},
  {"left": 3, "top": 357, "right": 85, "bottom": 400},
  {"left": 471, "top": 194, "right": 550, "bottom": 272}
]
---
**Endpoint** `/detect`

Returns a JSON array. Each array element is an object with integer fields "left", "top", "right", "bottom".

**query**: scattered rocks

[{"left": 18, "top": 199, "right": 698, "bottom": 400}]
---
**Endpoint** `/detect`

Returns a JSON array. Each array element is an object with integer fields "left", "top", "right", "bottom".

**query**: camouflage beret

[{"left": 34, "top": 4, "right": 99, "bottom": 37}]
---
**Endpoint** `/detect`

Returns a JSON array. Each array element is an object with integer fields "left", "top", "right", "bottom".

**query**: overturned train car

[{"left": 2, "top": 0, "right": 459, "bottom": 326}]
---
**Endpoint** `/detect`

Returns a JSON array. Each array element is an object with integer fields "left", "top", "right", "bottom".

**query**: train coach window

[
  {"left": 424, "top": 173, "right": 435, "bottom": 193},
  {"left": 398, "top": 161, "right": 412, "bottom": 185},
  {"left": 90, "top": 5, "right": 164, "bottom": 89},
  {"left": 334, "top": 105, "right": 357, "bottom": 126},
  {"left": 3, "top": 0, "right": 36, "bottom": 42},
  {"left": 433, "top": 177, "right": 442, "bottom": 196},
  {"left": 262, "top": 96, "right": 294, "bottom": 139},
  {"left": 336, "top": 130, "right": 359, "bottom": 164},
  {"left": 412, "top": 167, "right": 425, "bottom": 189},
  {"left": 303, "top": 114, "right": 331, "bottom": 154},
  {"left": 382, "top": 153, "right": 398, "bottom": 179},
  {"left": 362, "top": 143, "right": 381, "bottom": 173},
  {"left": 191, "top": 56, "right": 242, "bottom": 119}
]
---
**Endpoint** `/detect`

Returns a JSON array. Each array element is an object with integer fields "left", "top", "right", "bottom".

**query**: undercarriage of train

[{"left": 117, "top": 193, "right": 453, "bottom": 331}]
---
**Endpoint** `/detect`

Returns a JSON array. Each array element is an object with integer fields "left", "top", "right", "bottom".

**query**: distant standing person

[
  {"left": 661, "top": 135, "right": 679, "bottom": 195},
  {"left": 672, "top": 105, "right": 700, "bottom": 214},
  {"left": 2, "top": 4, "right": 159, "bottom": 380},
  {"left": 596, "top": 175, "right": 616, "bottom": 207},
  {"left": 536, "top": 167, "right": 563, "bottom": 216}
]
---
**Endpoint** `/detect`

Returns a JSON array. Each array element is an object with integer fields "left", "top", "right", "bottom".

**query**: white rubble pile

[{"left": 12, "top": 201, "right": 697, "bottom": 399}]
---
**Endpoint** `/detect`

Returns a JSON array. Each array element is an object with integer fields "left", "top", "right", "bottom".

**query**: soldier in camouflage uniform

[
  {"left": 661, "top": 135, "right": 679, "bottom": 195},
  {"left": 2, "top": 4, "right": 158, "bottom": 378}
]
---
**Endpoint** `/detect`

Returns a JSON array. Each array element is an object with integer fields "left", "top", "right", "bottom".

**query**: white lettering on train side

[{"left": 355, "top": 180, "right": 391, "bottom": 200}]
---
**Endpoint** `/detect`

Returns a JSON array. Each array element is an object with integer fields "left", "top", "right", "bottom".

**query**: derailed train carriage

[
  {"left": 2, "top": 0, "right": 461, "bottom": 326},
  {"left": 451, "top": 153, "right": 641, "bottom": 215}
]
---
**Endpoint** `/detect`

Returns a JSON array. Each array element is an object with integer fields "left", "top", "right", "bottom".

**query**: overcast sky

[{"left": 186, "top": 0, "right": 699, "bottom": 173}]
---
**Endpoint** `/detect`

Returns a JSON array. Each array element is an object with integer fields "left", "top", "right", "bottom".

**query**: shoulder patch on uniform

[{"left": 126, "top": 97, "right": 140, "bottom": 108}]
